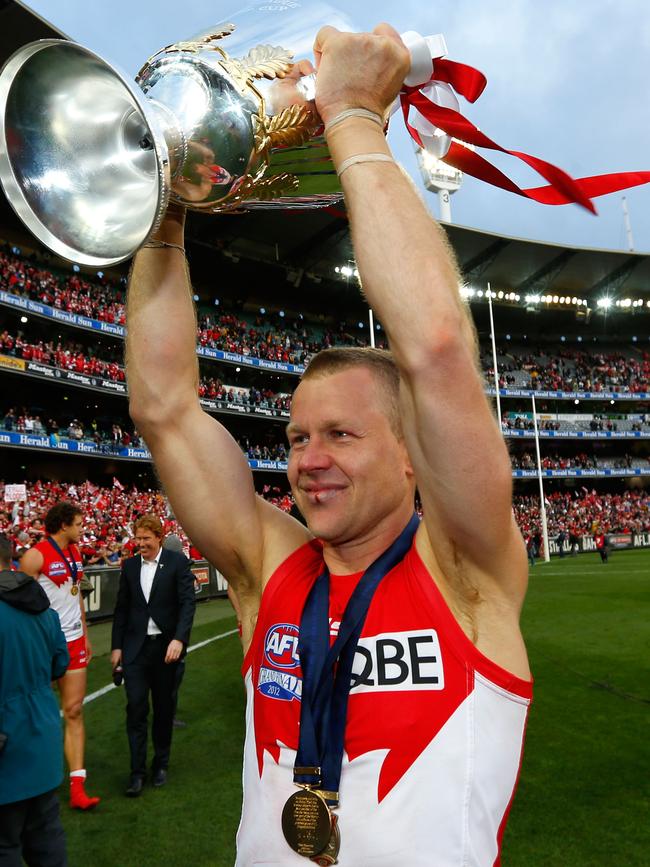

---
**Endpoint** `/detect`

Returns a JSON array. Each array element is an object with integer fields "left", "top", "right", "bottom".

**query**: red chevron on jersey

[{"left": 237, "top": 538, "right": 532, "bottom": 866}]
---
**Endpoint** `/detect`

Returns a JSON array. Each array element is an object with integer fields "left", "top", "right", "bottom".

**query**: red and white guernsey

[
  {"left": 34, "top": 538, "right": 84, "bottom": 642},
  {"left": 237, "top": 539, "right": 532, "bottom": 866}
]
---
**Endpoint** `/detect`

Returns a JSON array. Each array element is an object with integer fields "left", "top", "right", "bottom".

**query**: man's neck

[
  {"left": 322, "top": 502, "right": 415, "bottom": 575},
  {"left": 51, "top": 530, "right": 71, "bottom": 551}
]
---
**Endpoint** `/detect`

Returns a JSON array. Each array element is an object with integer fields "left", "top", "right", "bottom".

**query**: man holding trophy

[{"left": 126, "top": 22, "right": 531, "bottom": 866}]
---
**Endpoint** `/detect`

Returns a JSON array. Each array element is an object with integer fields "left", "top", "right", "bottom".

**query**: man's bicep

[
  {"left": 400, "top": 350, "right": 513, "bottom": 566},
  {"left": 143, "top": 406, "right": 264, "bottom": 586}
]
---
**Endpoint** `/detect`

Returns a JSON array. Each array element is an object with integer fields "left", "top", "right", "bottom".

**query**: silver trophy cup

[{"left": 0, "top": 6, "right": 444, "bottom": 266}]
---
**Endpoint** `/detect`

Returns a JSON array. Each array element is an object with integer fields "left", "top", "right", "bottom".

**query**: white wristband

[
  {"left": 337, "top": 153, "right": 395, "bottom": 178},
  {"left": 324, "top": 108, "right": 384, "bottom": 135}
]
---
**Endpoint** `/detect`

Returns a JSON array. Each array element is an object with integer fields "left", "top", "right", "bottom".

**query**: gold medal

[
  {"left": 70, "top": 585, "right": 79, "bottom": 596},
  {"left": 281, "top": 788, "right": 333, "bottom": 859}
]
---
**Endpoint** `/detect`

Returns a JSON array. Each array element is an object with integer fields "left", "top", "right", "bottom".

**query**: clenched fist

[{"left": 313, "top": 23, "right": 410, "bottom": 125}]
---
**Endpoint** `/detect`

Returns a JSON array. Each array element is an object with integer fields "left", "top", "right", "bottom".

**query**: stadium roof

[
  {"left": 187, "top": 208, "right": 650, "bottom": 307},
  {"left": 0, "top": 1, "right": 66, "bottom": 59}
]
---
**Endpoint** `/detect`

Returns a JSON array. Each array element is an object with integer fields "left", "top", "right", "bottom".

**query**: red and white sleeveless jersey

[
  {"left": 237, "top": 539, "right": 532, "bottom": 866},
  {"left": 34, "top": 539, "right": 84, "bottom": 642}
]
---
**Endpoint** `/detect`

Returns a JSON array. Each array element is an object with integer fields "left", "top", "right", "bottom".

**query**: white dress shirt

[{"left": 140, "top": 549, "right": 162, "bottom": 636}]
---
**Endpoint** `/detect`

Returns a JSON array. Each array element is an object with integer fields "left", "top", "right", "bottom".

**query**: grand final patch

[{"left": 258, "top": 623, "right": 302, "bottom": 701}]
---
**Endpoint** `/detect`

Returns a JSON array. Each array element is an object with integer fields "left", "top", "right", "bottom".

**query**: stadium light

[
  {"left": 73, "top": 264, "right": 80, "bottom": 272},
  {"left": 235, "top": 366, "right": 241, "bottom": 372},
  {"left": 574, "top": 399, "right": 580, "bottom": 404},
  {"left": 214, "top": 298, "right": 219, "bottom": 305},
  {"left": 279, "top": 310, "right": 285, "bottom": 317},
  {"left": 597, "top": 297, "right": 613, "bottom": 308},
  {"left": 477, "top": 290, "right": 484, "bottom": 297},
  {"left": 192, "top": 294, "right": 199, "bottom": 301},
  {"left": 20, "top": 315, "right": 28, "bottom": 323},
  {"left": 260, "top": 307, "right": 266, "bottom": 314}
]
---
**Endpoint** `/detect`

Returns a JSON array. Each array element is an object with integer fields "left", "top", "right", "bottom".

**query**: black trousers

[
  {"left": 0, "top": 789, "right": 67, "bottom": 867},
  {"left": 124, "top": 636, "right": 180, "bottom": 777}
]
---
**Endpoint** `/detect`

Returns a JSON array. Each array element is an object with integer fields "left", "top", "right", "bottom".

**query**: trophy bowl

[{"left": 0, "top": 3, "right": 444, "bottom": 266}]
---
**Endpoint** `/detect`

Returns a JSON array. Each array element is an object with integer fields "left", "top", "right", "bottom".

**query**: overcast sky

[{"left": 23, "top": 0, "right": 650, "bottom": 252}]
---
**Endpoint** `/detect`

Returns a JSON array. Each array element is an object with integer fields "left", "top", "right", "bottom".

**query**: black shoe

[
  {"left": 125, "top": 776, "right": 144, "bottom": 797},
  {"left": 152, "top": 768, "right": 167, "bottom": 788},
  {"left": 172, "top": 718, "right": 187, "bottom": 729}
]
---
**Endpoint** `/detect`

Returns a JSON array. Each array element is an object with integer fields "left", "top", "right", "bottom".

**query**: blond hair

[
  {"left": 300, "top": 347, "right": 401, "bottom": 436},
  {"left": 133, "top": 514, "right": 164, "bottom": 538}
]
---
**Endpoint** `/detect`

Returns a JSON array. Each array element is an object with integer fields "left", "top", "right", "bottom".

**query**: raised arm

[
  {"left": 315, "top": 26, "right": 526, "bottom": 596},
  {"left": 126, "top": 207, "right": 309, "bottom": 594}
]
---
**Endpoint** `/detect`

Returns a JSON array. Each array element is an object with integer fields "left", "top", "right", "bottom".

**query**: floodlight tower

[{"left": 415, "top": 145, "right": 463, "bottom": 223}]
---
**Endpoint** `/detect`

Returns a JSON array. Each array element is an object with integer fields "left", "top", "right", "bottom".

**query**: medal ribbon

[
  {"left": 399, "top": 53, "right": 650, "bottom": 212},
  {"left": 47, "top": 537, "right": 78, "bottom": 584},
  {"left": 294, "top": 513, "right": 420, "bottom": 805}
]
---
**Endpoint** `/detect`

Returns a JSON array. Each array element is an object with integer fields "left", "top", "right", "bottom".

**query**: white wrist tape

[
  {"left": 337, "top": 152, "right": 395, "bottom": 178},
  {"left": 324, "top": 108, "right": 384, "bottom": 135}
]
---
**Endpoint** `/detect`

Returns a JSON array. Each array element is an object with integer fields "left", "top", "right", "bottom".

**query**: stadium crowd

[
  {"left": 513, "top": 489, "right": 650, "bottom": 537},
  {"left": 1, "top": 248, "right": 126, "bottom": 325},
  {"left": 1, "top": 406, "right": 142, "bottom": 449},
  {"left": 3, "top": 245, "right": 649, "bottom": 391},
  {"left": 486, "top": 347, "right": 650, "bottom": 393},
  {"left": 0, "top": 329, "right": 125, "bottom": 382},
  {"left": 2, "top": 481, "right": 648, "bottom": 567},
  {"left": 502, "top": 413, "right": 650, "bottom": 433},
  {"left": 0, "top": 327, "right": 291, "bottom": 408},
  {"left": 1, "top": 405, "right": 289, "bottom": 461},
  {"left": 510, "top": 451, "right": 650, "bottom": 470}
]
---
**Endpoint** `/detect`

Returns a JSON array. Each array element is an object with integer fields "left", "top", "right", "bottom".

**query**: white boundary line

[{"left": 83, "top": 627, "right": 238, "bottom": 706}]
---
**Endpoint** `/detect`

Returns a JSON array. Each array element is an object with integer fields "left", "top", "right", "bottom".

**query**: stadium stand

[{"left": 1, "top": 221, "right": 649, "bottom": 560}]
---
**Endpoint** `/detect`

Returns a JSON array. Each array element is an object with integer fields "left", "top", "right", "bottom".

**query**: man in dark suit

[{"left": 111, "top": 515, "right": 195, "bottom": 797}]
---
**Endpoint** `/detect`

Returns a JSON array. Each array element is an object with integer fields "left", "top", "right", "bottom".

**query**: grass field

[{"left": 61, "top": 549, "right": 650, "bottom": 866}]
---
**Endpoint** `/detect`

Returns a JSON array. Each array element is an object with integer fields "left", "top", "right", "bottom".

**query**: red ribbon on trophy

[{"left": 397, "top": 34, "right": 650, "bottom": 213}]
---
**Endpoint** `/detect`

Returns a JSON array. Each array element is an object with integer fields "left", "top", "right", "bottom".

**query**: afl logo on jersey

[{"left": 263, "top": 623, "right": 300, "bottom": 670}]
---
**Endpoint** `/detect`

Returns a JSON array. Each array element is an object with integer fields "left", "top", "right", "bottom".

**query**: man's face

[
  {"left": 135, "top": 529, "right": 162, "bottom": 560},
  {"left": 287, "top": 367, "right": 413, "bottom": 544},
  {"left": 63, "top": 514, "right": 84, "bottom": 545}
]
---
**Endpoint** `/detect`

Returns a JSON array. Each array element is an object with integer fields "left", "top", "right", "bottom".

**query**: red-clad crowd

[
  {"left": 0, "top": 480, "right": 195, "bottom": 566},
  {"left": 0, "top": 331, "right": 125, "bottom": 382},
  {"left": 513, "top": 489, "right": 650, "bottom": 537},
  {"left": 0, "top": 250, "right": 125, "bottom": 325},
  {"left": 2, "top": 481, "right": 647, "bottom": 568}
]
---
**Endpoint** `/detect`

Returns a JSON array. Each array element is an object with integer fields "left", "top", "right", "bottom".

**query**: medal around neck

[
  {"left": 281, "top": 787, "right": 334, "bottom": 860},
  {"left": 0, "top": 1, "right": 445, "bottom": 266}
]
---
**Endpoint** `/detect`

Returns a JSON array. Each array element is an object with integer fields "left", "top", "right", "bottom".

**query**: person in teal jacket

[{"left": 0, "top": 534, "right": 70, "bottom": 866}]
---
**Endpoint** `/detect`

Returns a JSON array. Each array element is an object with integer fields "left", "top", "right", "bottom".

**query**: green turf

[{"left": 61, "top": 552, "right": 649, "bottom": 866}]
